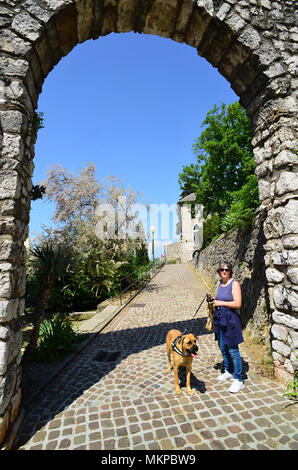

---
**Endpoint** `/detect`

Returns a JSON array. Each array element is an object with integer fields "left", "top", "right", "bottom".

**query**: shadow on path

[{"left": 17, "top": 316, "right": 212, "bottom": 448}]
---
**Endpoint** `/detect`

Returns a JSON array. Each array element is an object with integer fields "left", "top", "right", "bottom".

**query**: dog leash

[
  {"left": 180, "top": 293, "right": 212, "bottom": 335},
  {"left": 191, "top": 293, "right": 210, "bottom": 320}
]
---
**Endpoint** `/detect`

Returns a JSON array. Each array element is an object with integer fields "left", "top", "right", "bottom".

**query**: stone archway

[{"left": 0, "top": 0, "right": 297, "bottom": 446}]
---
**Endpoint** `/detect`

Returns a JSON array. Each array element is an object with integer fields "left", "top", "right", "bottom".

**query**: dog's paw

[
  {"left": 187, "top": 389, "right": 194, "bottom": 396},
  {"left": 176, "top": 389, "right": 182, "bottom": 395}
]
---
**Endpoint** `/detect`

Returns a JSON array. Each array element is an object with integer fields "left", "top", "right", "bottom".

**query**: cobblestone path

[{"left": 16, "top": 265, "right": 297, "bottom": 451}]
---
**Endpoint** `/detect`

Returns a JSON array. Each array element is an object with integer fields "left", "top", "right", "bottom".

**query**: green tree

[
  {"left": 179, "top": 102, "right": 255, "bottom": 218},
  {"left": 220, "top": 174, "right": 260, "bottom": 231},
  {"left": 202, "top": 213, "right": 221, "bottom": 249}
]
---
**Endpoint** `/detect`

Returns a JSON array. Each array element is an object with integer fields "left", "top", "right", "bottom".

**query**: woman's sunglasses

[{"left": 220, "top": 268, "right": 230, "bottom": 272}]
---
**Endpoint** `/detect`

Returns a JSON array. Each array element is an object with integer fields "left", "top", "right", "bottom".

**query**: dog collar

[{"left": 171, "top": 335, "right": 189, "bottom": 358}]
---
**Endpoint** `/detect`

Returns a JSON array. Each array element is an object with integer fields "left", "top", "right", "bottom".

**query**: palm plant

[
  {"left": 21, "top": 242, "right": 72, "bottom": 368},
  {"left": 85, "top": 244, "right": 126, "bottom": 297}
]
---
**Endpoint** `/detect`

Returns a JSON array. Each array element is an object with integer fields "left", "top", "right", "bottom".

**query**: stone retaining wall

[{"left": 166, "top": 241, "right": 182, "bottom": 263}]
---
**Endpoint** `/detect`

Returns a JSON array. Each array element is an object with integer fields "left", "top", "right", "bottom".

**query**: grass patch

[{"left": 241, "top": 329, "right": 274, "bottom": 379}]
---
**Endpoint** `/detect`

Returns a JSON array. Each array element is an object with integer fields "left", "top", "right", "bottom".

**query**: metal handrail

[{"left": 119, "top": 260, "right": 165, "bottom": 305}]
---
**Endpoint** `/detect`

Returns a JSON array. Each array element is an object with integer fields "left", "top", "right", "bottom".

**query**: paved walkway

[{"left": 16, "top": 265, "right": 297, "bottom": 451}]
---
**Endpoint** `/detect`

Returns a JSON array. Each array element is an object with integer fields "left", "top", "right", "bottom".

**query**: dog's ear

[{"left": 181, "top": 335, "right": 189, "bottom": 345}]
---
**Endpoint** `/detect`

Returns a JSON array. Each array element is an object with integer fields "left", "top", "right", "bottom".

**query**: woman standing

[{"left": 211, "top": 262, "right": 244, "bottom": 393}]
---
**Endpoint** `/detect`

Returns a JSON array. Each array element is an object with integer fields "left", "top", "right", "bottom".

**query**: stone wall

[
  {"left": 0, "top": 0, "right": 297, "bottom": 447},
  {"left": 166, "top": 241, "right": 182, "bottom": 263}
]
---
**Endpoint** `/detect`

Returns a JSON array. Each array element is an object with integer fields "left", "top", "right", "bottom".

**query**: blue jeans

[{"left": 218, "top": 325, "right": 243, "bottom": 381}]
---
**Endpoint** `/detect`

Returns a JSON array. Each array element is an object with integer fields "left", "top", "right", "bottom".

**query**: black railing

[{"left": 119, "top": 259, "right": 165, "bottom": 305}]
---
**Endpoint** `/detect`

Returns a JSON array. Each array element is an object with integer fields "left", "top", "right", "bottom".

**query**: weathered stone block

[
  {"left": 117, "top": 0, "right": 137, "bottom": 33},
  {"left": 0, "top": 110, "right": 28, "bottom": 135},
  {"left": 284, "top": 358, "right": 295, "bottom": 374},
  {"left": 197, "top": 0, "right": 214, "bottom": 16},
  {"left": 264, "top": 200, "right": 298, "bottom": 240},
  {"left": 0, "top": 240, "right": 22, "bottom": 263},
  {"left": 9, "top": 388, "right": 21, "bottom": 424},
  {"left": 0, "top": 300, "right": 19, "bottom": 323},
  {"left": 289, "top": 330, "right": 298, "bottom": 349},
  {"left": 8, "top": 327, "right": 22, "bottom": 364},
  {"left": 238, "top": 26, "right": 261, "bottom": 50},
  {"left": 258, "top": 180, "right": 270, "bottom": 201},
  {"left": 287, "top": 268, "right": 298, "bottom": 285},
  {"left": 0, "top": 172, "right": 22, "bottom": 200},
  {"left": 274, "top": 284, "right": 298, "bottom": 313},
  {"left": 0, "top": 272, "right": 12, "bottom": 298},
  {"left": 283, "top": 236, "right": 298, "bottom": 250},
  {"left": 2, "top": 134, "right": 25, "bottom": 162},
  {"left": 272, "top": 310, "right": 298, "bottom": 330},
  {"left": 0, "top": 364, "right": 17, "bottom": 415},
  {"left": 185, "top": 8, "right": 211, "bottom": 48},
  {"left": 216, "top": 3, "right": 231, "bottom": 21},
  {"left": 257, "top": 42, "right": 280, "bottom": 67},
  {"left": 272, "top": 351, "right": 284, "bottom": 364},
  {"left": 271, "top": 323, "right": 288, "bottom": 342},
  {"left": 55, "top": 4, "right": 77, "bottom": 56},
  {"left": 0, "top": 57, "right": 29, "bottom": 78},
  {"left": 23, "top": 0, "right": 53, "bottom": 24},
  {"left": 274, "top": 150, "right": 297, "bottom": 168},
  {"left": 0, "top": 79, "right": 33, "bottom": 113},
  {"left": 265, "top": 267, "right": 284, "bottom": 284},
  {"left": 12, "top": 12, "right": 43, "bottom": 42},
  {"left": 225, "top": 10, "right": 246, "bottom": 34},
  {"left": 40, "top": 0, "right": 74, "bottom": 11},
  {"left": 0, "top": 29, "right": 31, "bottom": 56},
  {"left": 173, "top": 0, "right": 194, "bottom": 41},
  {"left": 290, "top": 351, "right": 298, "bottom": 369},
  {"left": 35, "top": 35, "right": 55, "bottom": 76},
  {"left": 144, "top": 0, "right": 179, "bottom": 38},
  {"left": 75, "top": 0, "right": 94, "bottom": 42},
  {"left": 255, "top": 161, "right": 269, "bottom": 178},
  {"left": 276, "top": 171, "right": 298, "bottom": 196},
  {"left": 0, "top": 341, "right": 9, "bottom": 376},
  {"left": 272, "top": 339, "right": 291, "bottom": 358},
  {"left": 0, "top": 326, "right": 10, "bottom": 341}
]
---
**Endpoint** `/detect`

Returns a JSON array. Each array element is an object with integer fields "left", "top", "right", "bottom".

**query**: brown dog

[{"left": 166, "top": 329, "right": 198, "bottom": 396}]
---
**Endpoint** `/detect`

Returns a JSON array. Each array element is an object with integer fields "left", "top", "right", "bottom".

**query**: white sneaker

[
  {"left": 217, "top": 371, "right": 233, "bottom": 381},
  {"left": 228, "top": 379, "right": 244, "bottom": 393}
]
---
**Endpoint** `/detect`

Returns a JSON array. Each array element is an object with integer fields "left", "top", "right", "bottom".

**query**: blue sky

[{"left": 30, "top": 32, "right": 238, "bottom": 255}]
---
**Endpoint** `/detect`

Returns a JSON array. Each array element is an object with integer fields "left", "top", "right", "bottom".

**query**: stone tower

[{"left": 167, "top": 193, "right": 203, "bottom": 263}]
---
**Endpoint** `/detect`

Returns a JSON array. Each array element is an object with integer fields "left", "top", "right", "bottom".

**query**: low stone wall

[
  {"left": 193, "top": 214, "right": 269, "bottom": 338},
  {"left": 166, "top": 241, "right": 182, "bottom": 263}
]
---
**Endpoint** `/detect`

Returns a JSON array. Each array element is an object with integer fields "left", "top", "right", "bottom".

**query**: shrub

[
  {"left": 221, "top": 174, "right": 260, "bottom": 232},
  {"left": 202, "top": 213, "right": 221, "bottom": 249},
  {"left": 31, "top": 315, "right": 85, "bottom": 362}
]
